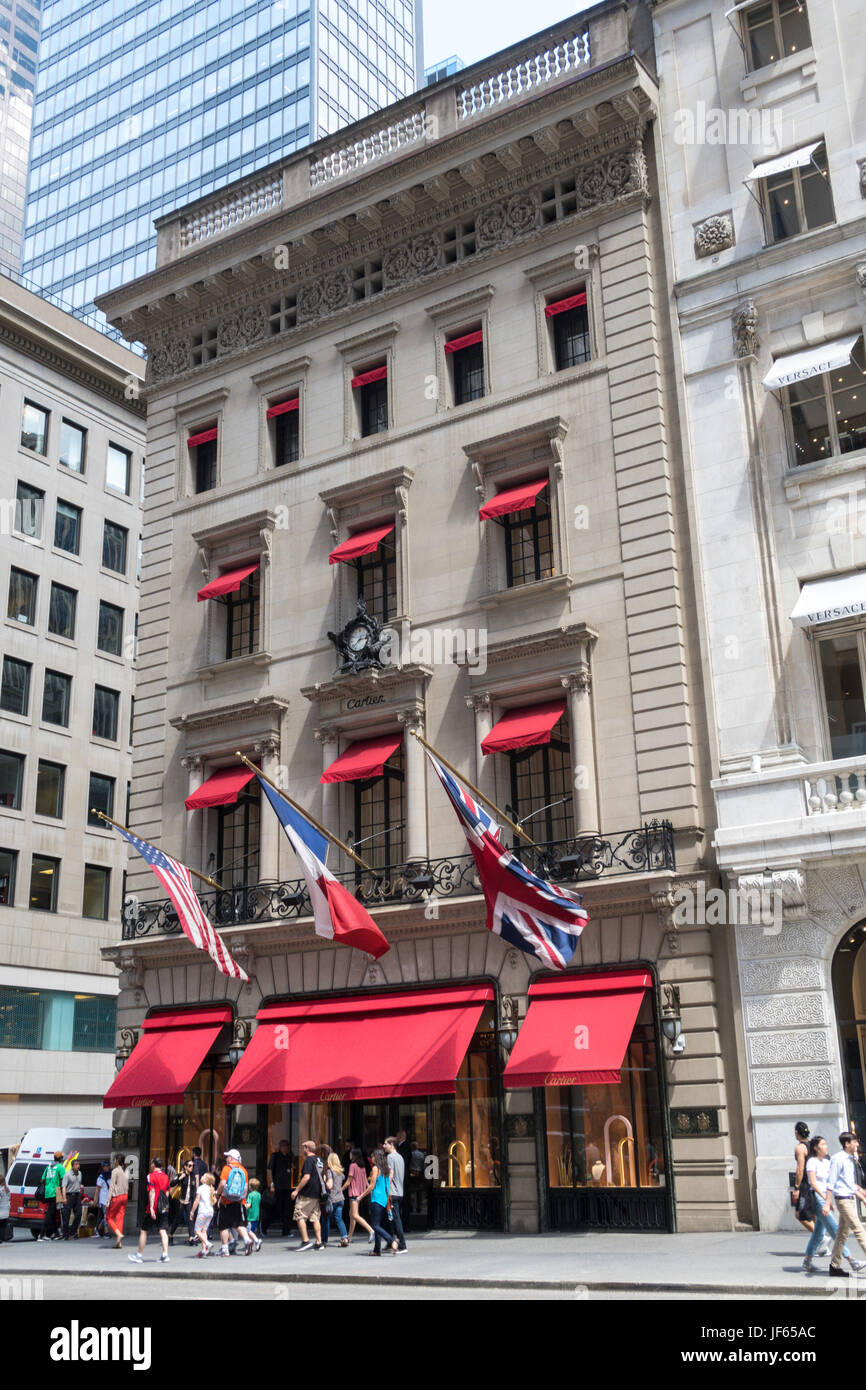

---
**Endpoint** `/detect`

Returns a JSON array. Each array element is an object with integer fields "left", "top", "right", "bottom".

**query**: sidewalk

[{"left": 1, "top": 1228, "right": 852, "bottom": 1297}]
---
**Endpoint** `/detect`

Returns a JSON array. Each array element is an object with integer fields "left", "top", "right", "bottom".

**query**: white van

[{"left": 7, "top": 1127, "right": 112, "bottom": 1238}]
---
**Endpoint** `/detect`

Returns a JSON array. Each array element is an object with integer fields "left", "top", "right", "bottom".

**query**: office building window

[
  {"left": 226, "top": 572, "right": 260, "bottom": 660},
  {"left": 59, "top": 419, "right": 86, "bottom": 472},
  {"left": 87, "top": 773, "right": 115, "bottom": 827},
  {"left": 0, "top": 657, "right": 30, "bottom": 715},
  {"left": 106, "top": 443, "right": 131, "bottom": 494},
  {"left": 42, "top": 670, "right": 71, "bottom": 727},
  {"left": 274, "top": 407, "right": 300, "bottom": 466},
  {"left": 783, "top": 336, "right": 866, "bottom": 466},
  {"left": 72, "top": 993, "right": 116, "bottom": 1050},
  {"left": 29, "top": 855, "right": 59, "bottom": 912},
  {"left": 7, "top": 567, "right": 37, "bottom": 625},
  {"left": 0, "top": 985, "right": 116, "bottom": 1049},
  {"left": 450, "top": 336, "right": 485, "bottom": 405},
  {"left": 54, "top": 499, "right": 82, "bottom": 554},
  {"left": 21, "top": 399, "right": 48, "bottom": 454},
  {"left": 102, "top": 520, "right": 128, "bottom": 573},
  {"left": 15, "top": 481, "right": 43, "bottom": 539},
  {"left": 35, "top": 759, "right": 65, "bottom": 818},
  {"left": 82, "top": 864, "right": 110, "bottom": 920},
  {"left": 48, "top": 582, "right": 77, "bottom": 639},
  {"left": 0, "top": 849, "right": 16, "bottom": 906},
  {"left": 355, "top": 543, "right": 396, "bottom": 626},
  {"left": 547, "top": 291, "right": 592, "bottom": 370},
  {"left": 97, "top": 601, "right": 123, "bottom": 656},
  {"left": 508, "top": 716, "right": 572, "bottom": 845},
  {"left": 92, "top": 685, "right": 119, "bottom": 741},
  {"left": 0, "top": 750, "right": 24, "bottom": 809}
]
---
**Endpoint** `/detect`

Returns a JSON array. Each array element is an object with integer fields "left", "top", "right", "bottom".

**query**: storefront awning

[
  {"left": 545, "top": 291, "right": 588, "bottom": 318},
  {"left": 266, "top": 398, "right": 299, "bottom": 418},
  {"left": 104, "top": 1007, "right": 232, "bottom": 1109},
  {"left": 790, "top": 571, "right": 866, "bottom": 628},
  {"left": 762, "top": 335, "right": 860, "bottom": 391},
  {"left": 328, "top": 523, "right": 395, "bottom": 565},
  {"left": 197, "top": 563, "right": 259, "bottom": 602},
  {"left": 744, "top": 141, "right": 822, "bottom": 183},
  {"left": 185, "top": 764, "right": 257, "bottom": 810},
  {"left": 351, "top": 365, "right": 388, "bottom": 389},
  {"left": 187, "top": 427, "right": 218, "bottom": 448},
  {"left": 479, "top": 476, "right": 549, "bottom": 521},
  {"left": 321, "top": 733, "right": 402, "bottom": 784},
  {"left": 503, "top": 970, "right": 651, "bottom": 1088},
  {"left": 481, "top": 698, "right": 567, "bottom": 754},
  {"left": 444, "top": 329, "right": 483, "bottom": 353},
  {"left": 223, "top": 986, "right": 494, "bottom": 1104}
]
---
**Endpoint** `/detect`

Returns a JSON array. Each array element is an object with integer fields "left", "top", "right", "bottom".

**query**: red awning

[
  {"left": 104, "top": 1007, "right": 232, "bottom": 1108},
  {"left": 223, "top": 986, "right": 494, "bottom": 1104},
  {"left": 351, "top": 365, "right": 387, "bottom": 389},
  {"left": 266, "top": 398, "right": 299, "bottom": 419},
  {"left": 185, "top": 764, "right": 257, "bottom": 810},
  {"left": 503, "top": 970, "right": 651, "bottom": 1089},
  {"left": 187, "top": 427, "right": 218, "bottom": 448},
  {"left": 321, "top": 733, "right": 402, "bottom": 784},
  {"left": 197, "top": 563, "right": 259, "bottom": 602},
  {"left": 478, "top": 476, "right": 549, "bottom": 521},
  {"left": 328, "top": 523, "right": 394, "bottom": 565},
  {"left": 545, "top": 291, "right": 588, "bottom": 318},
  {"left": 444, "top": 329, "right": 483, "bottom": 354},
  {"left": 481, "top": 698, "right": 567, "bottom": 754}
]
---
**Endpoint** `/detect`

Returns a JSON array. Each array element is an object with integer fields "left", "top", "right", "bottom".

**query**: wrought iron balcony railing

[{"left": 121, "top": 821, "right": 675, "bottom": 941}]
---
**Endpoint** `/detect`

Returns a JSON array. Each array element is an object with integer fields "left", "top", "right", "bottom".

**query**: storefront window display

[{"left": 149, "top": 1064, "right": 232, "bottom": 1176}]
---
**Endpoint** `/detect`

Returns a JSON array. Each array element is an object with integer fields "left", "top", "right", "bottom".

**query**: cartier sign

[{"left": 345, "top": 695, "right": 385, "bottom": 711}]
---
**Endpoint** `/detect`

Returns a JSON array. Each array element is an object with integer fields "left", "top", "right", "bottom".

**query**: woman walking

[
  {"left": 174, "top": 1159, "right": 198, "bottom": 1244},
  {"left": 801, "top": 1135, "right": 866, "bottom": 1273},
  {"left": 344, "top": 1148, "right": 373, "bottom": 1243},
  {"left": 106, "top": 1153, "right": 129, "bottom": 1249},
  {"left": 362, "top": 1147, "right": 399, "bottom": 1257},
  {"left": 322, "top": 1152, "right": 349, "bottom": 1248}
]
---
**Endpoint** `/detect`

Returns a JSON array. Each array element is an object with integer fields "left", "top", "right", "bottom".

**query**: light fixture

[
  {"left": 229, "top": 1017, "right": 251, "bottom": 1068},
  {"left": 499, "top": 996, "right": 520, "bottom": 1057},
  {"left": 661, "top": 984, "right": 685, "bottom": 1055}
]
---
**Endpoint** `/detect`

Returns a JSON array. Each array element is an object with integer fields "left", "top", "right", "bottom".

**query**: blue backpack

[{"left": 224, "top": 1164, "right": 247, "bottom": 1200}]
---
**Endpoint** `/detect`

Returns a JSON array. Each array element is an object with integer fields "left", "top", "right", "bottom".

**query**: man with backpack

[
  {"left": 290, "top": 1139, "right": 325, "bottom": 1250},
  {"left": 215, "top": 1148, "right": 260, "bottom": 1257},
  {"left": 128, "top": 1157, "right": 171, "bottom": 1264}
]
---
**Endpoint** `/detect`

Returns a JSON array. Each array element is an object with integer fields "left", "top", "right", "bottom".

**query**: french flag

[{"left": 256, "top": 778, "right": 389, "bottom": 960}]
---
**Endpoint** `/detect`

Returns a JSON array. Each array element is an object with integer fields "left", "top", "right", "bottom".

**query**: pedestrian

[
  {"left": 37, "top": 1150, "right": 67, "bottom": 1242},
  {"left": 173, "top": 1158, "right": 198, "bottom": 1244},
  {"left": 321, "top": 1152, "right": 349, "bottom": 1248},
  {"left": 801, "top": 1135, "right": 864, "bottom": 1274},
  {"left": 191, "top": 1173, "right": 216, "bottom": 1257},
  {"left": 344, "top": 1147, "right": 373, "bottom": 1243},
  {"left": 128, "top": 1157, "right": 171, "bottom": 1265},
  {"left": 245, "top": 1178, "right": 262, "bottom": 1236},
  {"left": 290, "top": 1138, "right": 325, "bottom": 1251},
  {"left": 792, "top": 1122, "right": 815, "bottom": 1235},
  {"left": 383, "top": 1137, "right": 408, "bottom": 1252},
  {"left": 106, "top": 1153, "right": 129, "bottom": 1249},
  {"left": 824, "top": 1132, "right": 866, "bottom": 1279},
  {"left": 361, "top": 1148, "right": 399, "bottom": 1257},
  {"left": 95, "top": 1161, "right": 111, "bottom": 1237},
  {"left": 215, "top": 1148, "right": 259, "bottom": 1258},
  {"left": 266, "top": 1138, "right": 293, "bottom": 1237},
  {"left": 61, "top": 1159, "right": 83, "bottom": 1240},
  {"left": 190, "top": 1146, "right": 208, "bottom": 1184},
  {"left": 0, "top": 1171, "right": 10, "bottom": 1244}
]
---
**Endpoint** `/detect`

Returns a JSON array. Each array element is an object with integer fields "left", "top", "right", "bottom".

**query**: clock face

[{"left": 347, "top": 624, "right": 368, "bottom": 653}]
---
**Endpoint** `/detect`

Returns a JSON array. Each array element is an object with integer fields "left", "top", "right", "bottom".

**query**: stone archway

[{"left": 831, "top": 919, "right": 866, "bottom": 1142}]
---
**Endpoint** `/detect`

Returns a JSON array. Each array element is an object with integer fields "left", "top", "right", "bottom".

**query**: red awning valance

[
  {"left": 351, "top": 365, "right": 388, "bottom": 389},
  {"left": 503, "top": 970, "right": 651, "bottom": 1089},
  {"left": 223, "top": 986, "right": 494, "bottom": 1104},
  {"left": 545, "top": 291, "right": 588, "bottom": 318},
  {"left": 187, "top": 428, "right": 218, "bottom": 448},
  {"left": 328, "top": 523, "right": 394, "bottom": 565},
  {"left": 185, "top": 764, "right": 257, "bottom": 810},
  {"left": 478, "top": 476, "right": 549, "bottom": 521},
  {"left": 197, "top": 563, "right": 259, "bottom": 602},
  {"left": 104, "top": 1007, "right": 232, "bottom": 1108},
  {"left": 321, "top": 733, "right": 402, "bottom": 784},
  {"left": 444, "top": 329, "right": 483, "bottom": 354},
  {"left": 266, "top": 398, "right": 299, "bottom": 419},
  {"left": 481, "top": 698, "right": 567, "bottom": 755}
]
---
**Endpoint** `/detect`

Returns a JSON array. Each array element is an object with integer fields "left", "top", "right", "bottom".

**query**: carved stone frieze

[
  {"left": 751, "top": 1067, "right": 836, "bottom": 1105},
  {"left": 217, "top": 304, "right": 267, "bottom": 355},
  {"left": 736, "top": 868, "right": 807, "bottom": 921},
  {"left": 694, "top": 212, "right": 734, "bottom": 258},
  {"left": 744, "top": 992, "right": 826, "bottom": 1030},
  {"left": 748, "top": 1030, "right": 830, "bottom": 1066},
  {"left": 740, "top": 957, "right": 822, "bottom": 996},
  {"left": 736, "top": 919, "right": 829, "bottom": 960}
]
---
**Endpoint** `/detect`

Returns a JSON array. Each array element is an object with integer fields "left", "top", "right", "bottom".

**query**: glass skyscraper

[
  {"left": 21, "top": 0, "right": 423, "bottom": 321},
  {"left": 0, "top": 0, "right": 41, "bottom": 275}
]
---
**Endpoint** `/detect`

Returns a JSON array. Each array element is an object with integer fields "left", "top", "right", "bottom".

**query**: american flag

[
  {"left": 426, "top": 751, "right": 588, "bottom": 970},
  {"left": 117, "top": 827, "right": 248, "bottom": 981}
]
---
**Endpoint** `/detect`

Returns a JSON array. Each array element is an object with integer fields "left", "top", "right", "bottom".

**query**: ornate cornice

[
  {"left": 301, "top": 662, "right": 433, "bottom": 705},
  {"left": 169, "top": 696, "right": 290, "bottom": 733},
  {"left": 479, "top": 622, "right": 599, "bottom": 668},
  {"left": 0, "top": 321, "right": 146, "bottom": 418}
]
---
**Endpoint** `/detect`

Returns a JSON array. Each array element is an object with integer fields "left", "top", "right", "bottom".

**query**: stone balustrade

[
  {"left": 310, "top": 109, "right": 427, "bottom": 188},
  {"left": 179, "top": 171, "right": 284, "bottom": 250},
  {"left": 456, "top": 29, "right": 591, "bottom": 120},
  {"left": 805, "top": 765, "right": 866, "bottom": 815}
]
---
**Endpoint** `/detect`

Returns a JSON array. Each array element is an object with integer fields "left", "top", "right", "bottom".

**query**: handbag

[
  {"left": 797, "top": 1177, "right": 817, "bottom": 1222},
  {"left": 35, "top": 1168, "right": 48, "bottom": 1202},
  {"left": 170, "top": 1182, "right": 182, "bottom": 1201}
]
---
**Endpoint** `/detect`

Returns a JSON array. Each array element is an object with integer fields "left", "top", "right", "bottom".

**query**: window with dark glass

[
  {"left": 92, "top": 684, "right": 119, "bottom": 741},
  {"left": 97, "top": 600, "right": 123, "bottom": 656},
  {"left": 59, "top": 419, "right": 86, "bottom": 472},
  {"left": 0, "top": 657, "right": 30, "bottom": 715},
  {"left": 35, "top": 759, "right": 65, "bottom": 818},
  {"left": 194, "top": 438, "right": 217, "bottom": 493},
  {"left": 48, "top": 582, "right": 77, "bottom": 640},
  {"left": 763, "top": 143, "right": 834, "bottom": 244},
  {"left": 106, "top": 443, "right": 131, "bottom": 494},
  {"left": 0, "top": 750, "right": 24, "bottom": 809},
  {"left": 82, "top": 864, "right": 110, "bottom": 920},
  {"left": 20, "top": 399, "right": 48, "bottom": 454},
  {"left": 0, "top": 986, "right": 43, "bottom": 1047},
  {"left": 225, "top": 571, "right": 260, "bottom": 659},
  {"left": 7, "top": 567, "right": 37, "bottom": 625},
  {"left": 216, "top": 780, "right": 260, "bottom": 887},
  {"left": 72, "top": 993, "right": 116, "bottom": 1050},
  {"left": 451, "top": 339, "right": 485, "bottom": 406},
  {"left": 355, "top": 539, "right": 396, "bottom": 626},
  {"left": 0, "top": 849, "right": 16, "bottom": 906},
  {"left": 15, "top": 481, "right": 43, "bottom": 538},
  {"left": 42, "top": 669, "right": 71, "bottom": 727},
  {"left": 102, "top": 520, "right": 128, "bottom": 573},
  {"left": 503, "top": 491, "right": 554, "bottom": 587},
  {"left": 54, "top": 499, "right": 82, "bottom": 554},
  {"left": 508, "top": 715, "right": 571, "bottom": 846},
  {"left": 817, "top": 631, "right": 866, "bottom": 761},
  {"left": 87, "top": 773, "right": 115, "bottom": 827},
  {"left": 359, "top": 378, "right": 388, "bottom": 437},
  {"left": 784, "top": 336, "right": 866, "bottom": 466},
  {"left": 354, "top": 743, "right": 405, "bottom": 877},
  {"left": 30, "top": 855, "right": 59, "bottom": 912},
  {"left": 274, "top": 407, "right": 300, "bottom": 466},
  {"left": 745, "top": 0, "right": 811, "bottom": 70},
  {"left": 552, "top": 301, "right": 591, "bottom": 371}
]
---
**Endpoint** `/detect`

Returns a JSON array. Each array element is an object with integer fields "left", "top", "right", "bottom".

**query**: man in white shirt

[
  {"left": 384, "top": 1136, "right": 408, "bottom": 1253},
  {"left": 824, "top": 1131, "right": 866, "bottom": 1277}
]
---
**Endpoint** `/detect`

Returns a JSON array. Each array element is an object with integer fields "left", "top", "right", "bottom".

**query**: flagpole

[
  {"left": 407, "top": 729, "right": 538, "bottom": 848},
  {"left": 95, "top": 811, "right": 225, "bottom": 891},
  {"left": 234, "top": 751, "right": 376, "bottom": 875}
]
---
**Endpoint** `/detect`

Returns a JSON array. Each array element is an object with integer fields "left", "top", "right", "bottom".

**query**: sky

[{"left": 422, "top": 0, "right": 595, "bottom": 71}]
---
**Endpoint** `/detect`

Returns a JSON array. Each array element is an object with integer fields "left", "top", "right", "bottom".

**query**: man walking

[
  {"left": 290, "top": 1139, "right": 324, "bottom": 1251},
  {"left": 95, "top": 1161, "right": 111, "bottom": 1237},
  {"left": 384, "top": 1137, "right": 408, "bottom": 1252},
  {"left": 266, "top": 1138, "right": 293, "bottom": 1237},
  {"left": 61, "top": 1159, "right": 83, "bottom": 1239},
  {"left": 824, "top": 1132, "right": 866, "bottom": 1278},
  {"left": 128, "top": 1157, "right": 171, "bottom": 1264},
  {"left": 37, "top": 1150, "right": 67, "bottom": 1242},
  {"left": 215, "top": 1148, "right": 259, "bottom": 1257}
]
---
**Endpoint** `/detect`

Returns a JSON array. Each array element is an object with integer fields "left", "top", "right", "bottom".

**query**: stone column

[
  {"left": 254, "top": 738, "right": 280, "bottom": 883},
  {"left": 562, "top": 668, "right": 599, "bottom": 834},
  {"left": 181, "top": 755, "right": 203, "bottom": 867},
  {"left": 465, "top": 691, "right": 495, "bottom": 803},
  {"left": 398, "top": 707, "right": 427, "bottom": 865},
  {"left": 315, "top": 727, "right": 341, "bottom": 870}
]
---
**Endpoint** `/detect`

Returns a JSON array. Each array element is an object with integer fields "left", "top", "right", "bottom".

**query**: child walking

[
  {"left": 245, "top": 1178, "right": 262, "bottom": 1236},
  {"left": 191, "top": 1172, "right": 216, "bottom": 1257}
]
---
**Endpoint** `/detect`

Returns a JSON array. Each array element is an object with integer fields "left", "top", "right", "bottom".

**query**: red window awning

[
  {"left": 503, "top": 970, "right": 651, "bottom": 1089},
  {"left": 545, "top": 291, "right": 588, "bottom": 318},
  {"left": 321, "top": 733, "right": 402, "bottom": 784},
  {"left": 351, "top": 365, "right": 387, "bottom": 389},
  {"left": 328, "top": 523, "right": 394, "bottom": 565},
  {"left": 444, "top": 329, "right": 483, "bottom": 354},
  {"left": 223, "top": 986, "right": 494, "bottom": 1104},
  {"left": 266, "top": 398, "right": 299, "bottom": 419},
  {"left": 104, "top": 1007, "right": 232, "bottom": 1108},
  {"left": 478, "top": 476, "right": 549, "bottom": 521},
  {"left": 185, "top": 764, "right": 257, "bottom": 810},
  {"left": 197, "top": 563, "right": 259, "bottom": 602},
  {"left": 187, "top": 427, "right": 218, "bottom": 448},
  {"left": 481, "top": 698, "right": 567, "bottom": 754}
]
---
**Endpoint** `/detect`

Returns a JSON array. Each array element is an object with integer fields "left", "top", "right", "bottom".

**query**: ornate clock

[{"left": 328, "top": 598, "right": 388, "bottom": 673}]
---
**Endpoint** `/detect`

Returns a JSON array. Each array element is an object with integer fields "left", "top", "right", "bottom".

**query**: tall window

[
  {"left": 0, "top": 657, "right": 31, "bottom": 715},
  {"left": 59, "top": 419, "right": 86, "bottom": 472},
  {"left": 193, "top": 438, "right": 217, "bottom": 493},
  {"left": 102, "top": 520, "right": 128, "bottom": 573},
  {"left": 72, "top": 994, "right": 116, "bottom": 1050},
  {"left": 97, "top": 601, "right": 124, "bottom": 656},
  {"left": 48, "top": 582, "right": 77, "bottom": 640},
  {"left": 7, "top": 568, "right": 37, "bottom": 625},
  {"left": 0, "top": 751, "right": 24, "bottom": 809},
  {"left": 354, "top": 743, "right": 405, "bottom": 876},
  {"left": 216, "top": 783, "right": 260, "bottom": 887},
  {"left": 817, "top": 631, "right": 866, "bottom": 760},
  {"left": 784, "top": 337, "right": 866, "bottom": 466},
  {"left": 744, "top": 0, "right": 811, "bottom": 70},
  {"left": 225, "top": 572, "right": 259, "bottom": 659},
  {"left": 54, "top": 500, "right": 82, "bottom": 555},
  {"left": 15, "top": 482, "right": 43, "bottom": 539},
  {"left": 0, "top": 849, "right": 16, "bottom": 906},
  {"left": 35, "top": 760, "right": 65, "bottom": 818},
  {"left": 30, "top": 855, "right": 59, "bottom": 912},
  {"left": 82, "top": 864, "right": 110, "bottom": 920},
  {"left": 549, "top": 295, "right": 591, "bottom": 370},
  {"left": 21, "top": 400, "right": 48, "bottom": 454},
  {"left": 761, "top": 143, "right": 834, "bottom": 245},
  {"left": 87, "top": 773, "right": 115, "bottom": 827},
  {"left": 449, "top": 334, "right": 485, "bottom": 405},
  {"left": 503, "top": 492, "right": 554, "bottom": 587},
  {"left": 106, "top": 443, "right": 131, "bottom": 495},
  {"left": 92, "top": 685, "right": 120, "bottom": 741},
  {"left": 42, "top": 670, "right": 71, "bottom": 727},
  {"left": 356, "top": 370, "right": 389, "bottom": 437},
  {"left": 508, "top": 716, "right": 571, "bottom": 845},
  {"left": 356, "top": 542, "right": 396, "bottom": 625},
  {"left": 274, "top": 404, "right": 300, "bottom": 466}
]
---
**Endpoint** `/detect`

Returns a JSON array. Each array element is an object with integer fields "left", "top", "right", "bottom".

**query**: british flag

[
  {"left": 117, "top": 827, "right": 248, "bottom": 981},
  {"left": 426, "top": 751, "right": 588, "bottom": 970}
]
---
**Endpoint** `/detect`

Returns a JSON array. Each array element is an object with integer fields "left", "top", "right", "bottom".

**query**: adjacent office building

[{"left": 0, "top": 0, "right": 41, "bottom": 275}]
